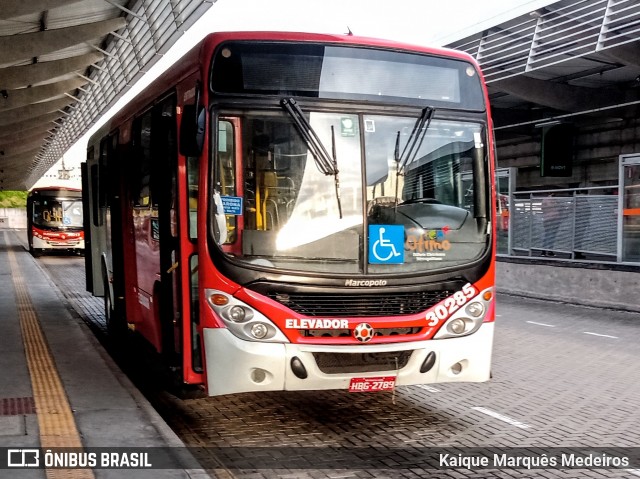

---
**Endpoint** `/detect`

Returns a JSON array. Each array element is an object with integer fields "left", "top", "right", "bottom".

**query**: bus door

[
  {"left": 175, "top": 98, "right": 240, "bottom": 385},
  {"left": 130, "top": 94, "right": 181, "bottom": 363},
  {"left": 181, "top": 147, "right": 203, "bottom": 384},
  {"left": 154, "top": 95, "right": 182, "bottom": 365},
  {"left": 99, "top": 131, "right": 127, "bottom": 336},
  {"left": 177, "top": 94, "right": 207, "bottom": 385},
  {"left": 191, "top": 115, "right": 242, "bottom": 384},
  {"left": 104, "top": 133, "right": 125, "bottom": 314}
]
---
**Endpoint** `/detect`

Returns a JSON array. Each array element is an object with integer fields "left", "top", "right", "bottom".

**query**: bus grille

[
  {"left": 267, "top": 290, "right": 453, "bottom": 317},
  {"left": 312, "top": 351, "right": 413, "bottom": 374}
]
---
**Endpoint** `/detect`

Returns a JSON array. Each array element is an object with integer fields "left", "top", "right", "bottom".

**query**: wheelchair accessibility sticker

[{"left": 369, "top": 225, "right": 404, "bottom": 264}]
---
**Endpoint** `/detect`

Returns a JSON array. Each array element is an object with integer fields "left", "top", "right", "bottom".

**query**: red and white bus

[
  {"left": 83, "top": 31, "right": 496, "bottom": 396},
  {"left": 27, "top": 187, "right": 84, "bottom": 256}
]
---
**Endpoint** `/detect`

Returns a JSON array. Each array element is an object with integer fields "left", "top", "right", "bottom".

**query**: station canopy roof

[
  {"left": 447, "top": 0, "right": 640, "bottom": 139},
  {"left": 0, "top": 0, "right": 213, "bottom": 190},
  {"left": 1, "top": 0, "right": 639, "bottom": 190}
]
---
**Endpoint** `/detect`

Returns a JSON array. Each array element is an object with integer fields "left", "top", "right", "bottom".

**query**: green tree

[{"left": 0, "top": 191, "right": 28, "bottom": 208}]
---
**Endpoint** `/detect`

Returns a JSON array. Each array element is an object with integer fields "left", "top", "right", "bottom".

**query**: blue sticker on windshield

[
  {"left": 221, "top": 196, "right": 243, "bottom": 215},
  {"left": 369, "top": 225, "right": 404, "bottom": 264}
]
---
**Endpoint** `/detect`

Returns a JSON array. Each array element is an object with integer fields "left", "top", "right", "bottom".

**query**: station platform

[
  {"left": 496, "top": 255, "right": 640, "bottom": 314},
  {"left": 0, "top": 229, "right": 210, "bottom": 479}
]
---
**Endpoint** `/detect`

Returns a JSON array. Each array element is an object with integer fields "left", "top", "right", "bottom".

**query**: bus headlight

[
  {"left": 465, "top": 302, "right": 484, "bottom": 317},
  {"left": 434, "top": 287, "right": 492, "bottom": 340},
  {"left": 448, "top": 318, "right": 466, "bottom": 335},
  {"left": 206, "top": 289, "right": 289, "bottom": 343},
  {"left": 436, "top": 316, "right": 482, "bottom": 339},
  {"left": 250, "top": 323, "right": 269, "bottom": 339},
  {"left": 227, "top": 305, "right": 250, "bottom": 323}
]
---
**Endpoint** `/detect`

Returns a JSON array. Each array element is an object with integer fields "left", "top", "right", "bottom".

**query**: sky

[
  {"left": 34, "top": 0, "right": 557, "bottom": 188},
  {"left": 200, "top": 0, "right": 556, "bottom": 46}
]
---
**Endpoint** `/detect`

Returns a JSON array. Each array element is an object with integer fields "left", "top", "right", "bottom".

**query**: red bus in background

[
  {"left": 83, "top": 31, "right": 496, "bottom": 396},
  {"left": 27, "top": 187, "right": 84, "bottom": 257}
]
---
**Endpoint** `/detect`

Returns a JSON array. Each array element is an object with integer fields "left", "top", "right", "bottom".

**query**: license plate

[{"left": 348, "top": 376, "right": 396, "bottom": 393}]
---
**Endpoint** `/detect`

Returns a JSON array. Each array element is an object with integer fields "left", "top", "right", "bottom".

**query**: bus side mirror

[{"left": 180, "top": 105, "right": 206, "bottom": 157}]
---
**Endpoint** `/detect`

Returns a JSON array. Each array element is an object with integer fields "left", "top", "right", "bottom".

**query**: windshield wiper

[
  {"left": 396, "top": 106, "right": 435, "bottom": 174},
  {"left": 329, "top": 124, "right": 343, "bottom": 218},
  {"left": 281, "top": 97, "right": 343, "bottom": 218},
  {"left": 394, "top": 106, "right": 436, "bottom": 202}
]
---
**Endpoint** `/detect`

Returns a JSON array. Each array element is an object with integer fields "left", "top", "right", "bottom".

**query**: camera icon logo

[{"left": 7, "top": 449, "right": 40, "bottom": 468}]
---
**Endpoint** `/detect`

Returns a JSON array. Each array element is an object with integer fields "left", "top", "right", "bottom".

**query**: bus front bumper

[
  {"left": 32, "top": 236, "right": 84, "bottom": 250},
  {"left": 203, "top": 322, "right": 494, "bottom": 397}
]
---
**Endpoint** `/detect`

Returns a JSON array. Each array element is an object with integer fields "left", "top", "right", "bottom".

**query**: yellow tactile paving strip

[{"left": 6, "top": 232, "right": 95, "bottom": 479}]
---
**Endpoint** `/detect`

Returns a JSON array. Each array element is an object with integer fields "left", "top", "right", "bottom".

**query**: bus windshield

[
  {"left": 32, "top": 199, "right": 83, "bottom": 228},
  {"left": 212, "top": 109, "right": 489, "bottom": 274}
]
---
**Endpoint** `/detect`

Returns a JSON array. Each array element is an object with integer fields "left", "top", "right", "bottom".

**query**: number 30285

[{"left": 425, "top": 283, "right": 477, "bottom": 326}]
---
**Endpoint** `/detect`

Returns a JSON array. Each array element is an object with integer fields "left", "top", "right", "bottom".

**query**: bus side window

[
  {"left": 88, "top": 145, "right": 102, "bottom": 228},
  {"left": 187, "top": 155, "right": 198, "bottom": 240},
  {"left": 98, "top": 138, "right": 109, "bottom": 224},
  {"left": 189, "top": 254, "right": 201, "bottom": 371},
  {"left": 133, "top": 111, "right": 153, "bottom": 207},
  {"left": 108, "top": 132, "right": 119, "bottom": 207},
  {"left": 216, "top": 120, "right": 237, "bottom": 244}
]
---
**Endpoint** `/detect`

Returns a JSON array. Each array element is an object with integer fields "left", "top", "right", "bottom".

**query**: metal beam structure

[
  {"left": 0, "top": 52, "right": 104, "bottom": 90},
  {"left": 0, "top": 0, "right": 637, "bottom": 189},
  {"left": 448, "top": 0, "right": 640, "bottom": 130},
  {"left": 0, "top": 0, "right": 214, "bottom": 190}
]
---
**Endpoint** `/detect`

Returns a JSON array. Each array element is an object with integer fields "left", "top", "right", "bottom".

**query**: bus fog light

[
  {"left": 251, "top": 368, "right": 267, "bottom": 383},
  {"left": 466, "top": 302, "right": 484, "bottom": 318},
  {"left": 250, "top": 322, "right": 269, "bottom": 339},
  {"left": 448, "top": 318, "right": 466, "bottom": 335},
  {"left": 451, "top": 362, "right": 463, "bottom": 375}
]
